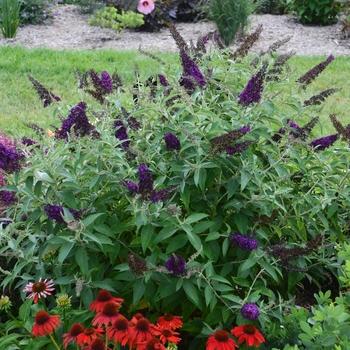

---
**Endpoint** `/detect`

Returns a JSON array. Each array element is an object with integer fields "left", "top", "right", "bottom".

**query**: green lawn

[{"left": 0, "top": 45, "right": 349, "bottom": 137}]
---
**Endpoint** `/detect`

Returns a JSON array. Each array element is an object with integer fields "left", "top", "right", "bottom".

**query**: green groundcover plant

[{"left": 1, "top": 24, "right": 350, "bottom": 349}]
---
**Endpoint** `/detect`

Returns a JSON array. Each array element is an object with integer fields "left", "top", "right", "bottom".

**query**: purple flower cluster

[
  {"left": 241, "top": 302, "right": 260, "bottom": 320},
  {"left": 180, "top": 49, "right": 206, "bottom": 92},
  {"left": 309, "top": 134, "right": 339, "bottom": 151},
  {"left": 114, "top": 120, "right": 130, "bottom": 148},
  {"left": 44, "top": 204, "right": 82, "bottom": 224},
  {"left": 164, "top": 133, "right": 181, "bottom": 152},
  {"left": 228, "top": 232, "right": 259, "bottom": 251},
  {"left": 55, "top": 102, "right": 97, "bottom": 140},
  {"left": 0, "top": 143, "right": 24, "bottom": 174},
  {"left": 165, "top": 254, "right": 186, "bottom": 275},
  {"left": 158, "top": 74, "right": 170, "bottom": 87},
  {"left": 123, "top": 163, "right": 175, "bottom": 203},
  {"left": 297, "top": 55, "right": 334, "bottom": 87},
  {"left": 0, "top": 190, "right": 17, "bottom": 206},
  {"left": 90, "top": 69, "right": 113, "bottom": 95},
  {"left": 238, "top": 65, "right": 266, "bottom": 106}
]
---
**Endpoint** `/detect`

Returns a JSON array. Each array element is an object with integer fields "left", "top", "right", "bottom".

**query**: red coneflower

[
  {"left": 62, "top": 322, "right": 84, "bottom": 349},
  {"left": 90, "top": 289, "right": 124, "bottom": 313},
  {"left": 152, "top": 325, "right": 181, "bottom": 345},
  {"left": 23, "top": 278, "right": 55, "bottom": 303},
  {"left": 83, "top": 337, "right": 106, "bottom": 350},
  {"left": 92, "top": 301, "right": 121, "bottom": 327},
  {"left": 231, "top": 324, "right": 265, "bottom": 348},
  {"left": 157, "top": 314, "right": 183, "bottom": 330},
  {"left": 31, "top": 310, "right": 61, "bottom": 337},
  {"left": 130, "top": 312, "right": 146, "bottom": 326},
  {"left": 129, "top": 317, "right": 155, "bottom": 349},
  {"left": 137, "top": 337, "right": 166, "bottom": 350},
  {"left": 106, "top": 315, "right": 132, "bottom": 346},
  {"left": 206, "top": 330, "right": 238, "bottom": 350},
  {"left": 76, "top": 327, "right": 104, "bottom": 346}
]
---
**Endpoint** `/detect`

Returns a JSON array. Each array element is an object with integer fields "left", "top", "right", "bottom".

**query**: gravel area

[{"left": 1, "top": 4, "right": 350, "bottom": 55}]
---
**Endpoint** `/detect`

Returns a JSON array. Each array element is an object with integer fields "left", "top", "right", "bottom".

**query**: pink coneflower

[
  {"left": 23, "top": 278, "right": 55, "bottom": 303},
  {"left": 31, "top": 310, "right": 61, "bottom": 337},
  {"left": 137, "top": 0, "right": 155, "bottom": 15}
]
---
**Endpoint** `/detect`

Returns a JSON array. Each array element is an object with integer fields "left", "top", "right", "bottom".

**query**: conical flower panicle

[
  {"left": 28, "top": 74, "right": 61, "bottom": 108},
  {"left": 169, "top": 23, "right": 189, "bottom": 53},
  {"left": 230, "top": 24, "right": 263, "bottom": 61},
  {"left": 296, "top": 116, "right": 319, "bottom": 141},
  {"left": 210, "top": 127, "right": 249, "bottom": 155},
  {"left": 309, "top": 133, "right": 339, "bottom": 151},
  {"left": 296, "top": 55, "right": 334, "bottom": 87},
  {"left": 330, "top": 114, "right": 350, "bottom": 143},
  {"left": 238, "top": 62, "right": 267, "bottom": 106},
  {"left": 304, "top": 88, "right": 341, "bottom": 106}
]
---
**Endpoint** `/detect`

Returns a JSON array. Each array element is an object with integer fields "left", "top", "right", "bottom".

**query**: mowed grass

[{"left": 0, "top": 45, "right": 349, "bottom": 138}]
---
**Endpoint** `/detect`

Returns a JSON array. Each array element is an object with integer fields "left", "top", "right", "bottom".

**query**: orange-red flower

[
  {"left": 231, "top": 324, "right": 265, "bottom": 348},
  {"left": 23, "top": 278, "right": 55, "bottom": 303},
  {"left": 76, "top": 327, "right": 104, "bottom": 346},
  {"left": 129, "top": 317, "right": 155, "bottom": 349},
  {"left": 156, "top": 314, "right": 183, "bottom": 330},
  {"left": 92, "top": 301, "right": 121, "bottom": 327},
  {"left": 90, "top": 289, "right": 124, "bottom": 313},
  {"left": 31, "top": 310, "right": 61, "bottom": 337},
  {"left": 152, "top": 325, "right": 181, "bottom": 345},
  {"left": 137, "top": 337, "right": 166, "bottom": 350},
  {"left": 206, "top": 330, "right": 238, "bottom": 350},
  {"left": 82, "top": 337, "right": 107, "bottom": 350},
  {"left": 63, "top": 322, "right": 84, "bottom": 349},
  {"left": 130, "top": 312, "right": 146, "bottom": 326},
  {"left": 106, "top": 315, "right": 132, "bottom": 346}
]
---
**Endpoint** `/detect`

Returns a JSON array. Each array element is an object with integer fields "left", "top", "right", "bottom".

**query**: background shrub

[
  {"left": 209, "top": 0, "right": 254, "bottom": 46},
  {"left": 254, "top": 0, "right": 288, "bottom": 14},
  {"left": 18, "top": 0, "right": 55, "bottom": 25},
  {"left": 287, "top": 0, "right": 345, "bottom": 25}
]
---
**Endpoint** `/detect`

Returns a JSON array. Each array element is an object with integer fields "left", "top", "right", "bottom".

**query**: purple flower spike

[
  {"left": 228, "top": 232, "right": 259, "bottom": 251},
  {"left": 0, "top": 143, "right": 24, "bottom": 174},
  {"left": 166, "top": 254, "right": 186, "bottom": 275},
  {"left": 241, "top": 302, "right": 260, "bottom": 320},
  {"left": 240, "top": 126, "right": 250, "bottom": 134},
  {"left": 44, "top": 204, "right": 82, "bottom": 224},
  {"left": 101, "top": 71, "right": 113, "bottom": 93},
  {"left": 158, "top": 74, "right": 170, "bottom": 87},
  {"left": 238, "top": 65, "right": 266, "bottom": 106},
  {"left": 180, "top": 49, "right": 206, "bottom": 92},
  {"left": 114, "top": 120, "right": 130, "bottom": 148},
  {"left": 0, "top": 190, "right": 17, "bottom": 206},
  {"left": 309, "top": 134, "right": 339, "bottom": 151},
  {"left": 123, "top": 181, "right": 139, "bottom": 195},
  {"left": 138, "top": 163, "right": 154, "bottom": 195},
  {"left": 164, "top": 133, "right": 181, "bottom": 152}
]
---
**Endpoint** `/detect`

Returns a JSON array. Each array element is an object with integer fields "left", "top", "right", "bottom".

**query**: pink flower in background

[{"left": 137, "top": 0, "right": 155, "bottom": 15}]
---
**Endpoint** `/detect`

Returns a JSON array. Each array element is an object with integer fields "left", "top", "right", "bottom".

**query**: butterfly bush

[{"left": 1, "top": 24, "right": 350, "bottom": 349}]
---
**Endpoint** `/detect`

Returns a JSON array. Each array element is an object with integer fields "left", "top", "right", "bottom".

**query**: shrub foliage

[{"left": 1, "top": 26, "right": 350, "bottom": 349}]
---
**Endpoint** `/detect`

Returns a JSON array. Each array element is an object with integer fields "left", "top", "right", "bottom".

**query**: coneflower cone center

[
  {"left": 162, "top": 329, "right": 173, "bottom": 337},
  {"left": 32, "top": 282, "right": 47, "bottom": 293},
  {"left": 243, "top": 324, "right": 256, "bottom": 335},
  {"left": 115, "top": 317, "right": 128, "bottom": 331},
  {"left": 70, "top": 323, "right": 84, "bottom": 336},
  {"left": 35, "top": 311, "right": 50, "bottom": 324},
  {"left": 163, "top": 314, "right": 174, "bottom": 321},
  {"left": 136, "top": 318, "right": 150, "bottom": 331},
  {"left": 84, "top": 328, "right": 95, "bottom": 335},
  {"left": 97, "top": 289, "right": 112, "bottom": 301},
  {"left": 215, "top": 330, "right": 229, "bottom": 341},
  {"left": 102, "top": 302, "right": 119, "bottom": 316},
  {"left": 146, "top": 338, "right": 159, "bottom": 350}
]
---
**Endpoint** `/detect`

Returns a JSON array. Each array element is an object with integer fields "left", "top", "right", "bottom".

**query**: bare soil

[{"left": 1, "top": 4, "right": 350, "bottom": 56}]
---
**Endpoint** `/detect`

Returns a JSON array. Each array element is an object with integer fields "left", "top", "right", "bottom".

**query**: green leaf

[
  {"left": 154, "top": 226, "right": 178, "bottom": 244},
  {"left": 19, "top": 299, "right": 32, "bottom": 322},
  {"left": 241, "top": 170, "right": 251, "bottom": 191},
  {"left": 76, "top": 248, "right": 89, "bottom": 277},
  {"left": 166, "top": 234, "right": 188, "bottom": 254},
  {"left": 82, "top": 213, "right": 105, "bottom": 228},
  {"left": 185, "top": 213, "right": 209, "bottom": 224},
  {"left": 58, "top": 241, "right": 75, "bottom": 264},
  {"left": 194, "top": 167, "right": 207, "bottom": 192},
  {"left": 33, "top": 169, "right": 55, "bottom": 183},
  {"left": 141, "top": 224, "right": 154, "bottom": 253},
  {"left": 57, "top": 190, "right": 77, "bottom": 209},
  {"left": 133, "top": 279, "right": 146, "bottom": 307},
  {"left": 183, "top": 279, "right": 200, "bottom": 307}
]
